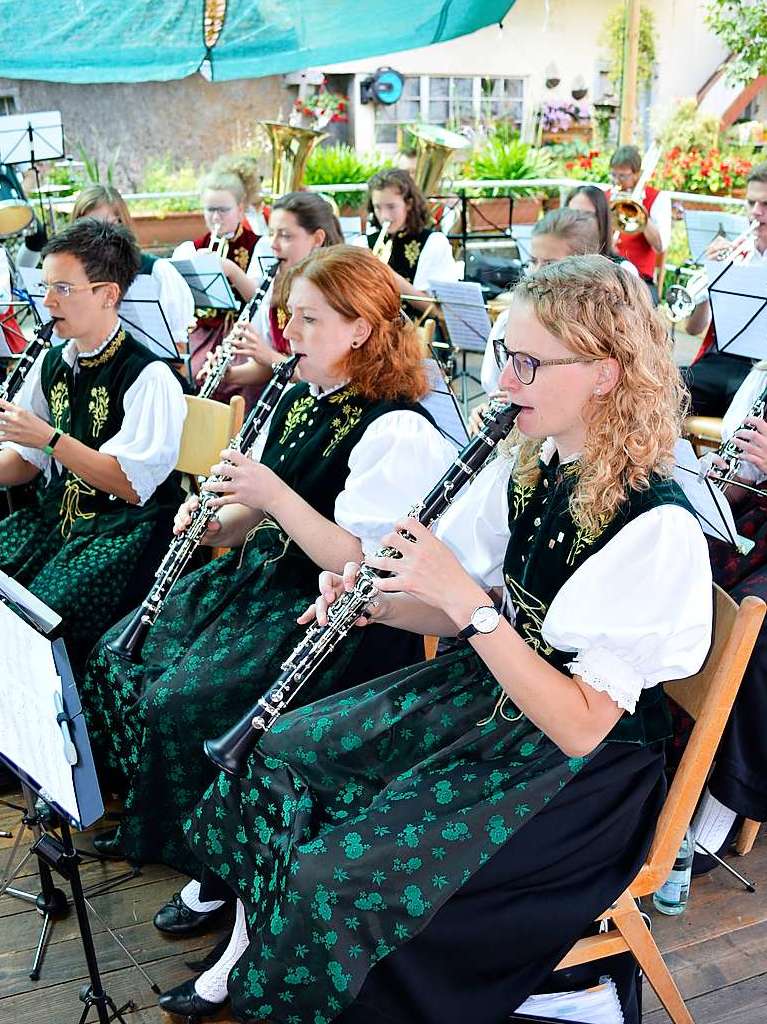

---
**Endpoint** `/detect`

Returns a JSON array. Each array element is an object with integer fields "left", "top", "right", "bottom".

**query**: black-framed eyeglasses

[{"left": 492, "top": 341, "right": 599, "bottom": 384}]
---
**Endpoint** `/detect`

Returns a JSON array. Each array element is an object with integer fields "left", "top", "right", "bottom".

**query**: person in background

[
  {"left": 608, "top": 144, "right": 670, "bottom": 304},
  {"left": 565, "top": 184, "right": 638, "bottom": 273},
  {"left": 72, "top": 184, "right": 194, "bottom": 353}
]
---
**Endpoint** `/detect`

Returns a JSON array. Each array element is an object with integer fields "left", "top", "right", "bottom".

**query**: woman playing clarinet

[
  {"left": 159, "top": 254, "right": 712, "bottom": 1023},
  {"left": 80, "top": 246, "right": 456, "bottom": 877}
]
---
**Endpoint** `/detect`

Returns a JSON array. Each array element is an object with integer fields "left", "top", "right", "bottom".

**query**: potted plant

[
  {"left": 129, "top": 157, "right": 204, "bottom": 247},
  {"left": 653, "top": 147, "right": 753, "bottom": 207},
  {"left": 462, "top": 139, "right": 555, "bottom": 229},
  {"left": 539, "top": 100, "right": 593, "bottom": 144},
  {"left": 303, "top": 145, "right": 392, "bottom": 220}
]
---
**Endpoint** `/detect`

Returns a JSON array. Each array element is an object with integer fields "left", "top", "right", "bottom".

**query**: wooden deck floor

[{"left": 1, "top": 792, "right": 765, "bottom": 1023}]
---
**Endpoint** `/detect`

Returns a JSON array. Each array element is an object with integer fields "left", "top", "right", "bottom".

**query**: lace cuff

[{"left": 566, "top": 646, "right": 646, "bottom": 714}]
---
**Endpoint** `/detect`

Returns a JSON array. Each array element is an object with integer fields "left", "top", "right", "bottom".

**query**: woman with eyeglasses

[
  {"left": 472, "top": 209, "right": 600, "bottom": 433},
  {"left": 160, "top": 255, "right": 711, "bottom": 1024},
  {"left": 173, "top": 156, "right": 263, "bottom": 402},
  {"left": 71, "top": 184, "right": 195, "bottom": 353},
  {"left": 0, "top": 218, "right": 186, "bottom": 674}
]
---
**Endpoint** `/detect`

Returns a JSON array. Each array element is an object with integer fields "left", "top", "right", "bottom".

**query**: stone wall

[{"left": 0, "top": 74, "right": 293, "bottom": 190}]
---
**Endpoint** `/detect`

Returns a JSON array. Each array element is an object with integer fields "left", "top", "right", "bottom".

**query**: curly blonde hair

[
  {"left": 200, "top": 154, "right": 262, "bottom": 206},
  {"left": 511, "top": 254, "right": 688, "bottom": 536}
]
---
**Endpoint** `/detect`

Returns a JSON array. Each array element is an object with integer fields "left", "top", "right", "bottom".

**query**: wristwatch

[{"left": 457, "top": 604, "right": 501, "bottom": 641}]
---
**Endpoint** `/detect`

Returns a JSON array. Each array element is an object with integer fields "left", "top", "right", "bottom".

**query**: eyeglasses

[
  {"left": 42, "top": 281, "right": 111, "bottom": 298},
  {"left": 203, "top": 205, "right": 236, "bottom": 215},
  {"left": 492, "top": 341, "right": 598, "bottom": 383}
]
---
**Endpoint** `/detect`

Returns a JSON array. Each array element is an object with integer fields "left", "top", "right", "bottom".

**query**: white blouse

[
  {"left": 250, "top": 387, "right": 457, "bottom": 555},
  {"left": 150, "top": 258, "right": 195, "bottom": 346},
  {"left": 4, "top": 336, "right": 187, "bottom": 506},
  {"left": 434, "top": 446, "right": 713, "bottom": 714},
  {"left": 720, "top": 365, "right": 767, "bottom": 485}
]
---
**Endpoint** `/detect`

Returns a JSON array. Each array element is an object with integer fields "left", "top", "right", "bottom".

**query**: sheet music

[
  {"left": 708, "top": 261, "right": 767, "bottom": 360},
  {"left": 420, "top": 358, "right": 469, "bottom": 449},
  {"left": 0, "top": 568, "right": 62, "bottom": 632},
  {"left": 0, "top": 601, "right": 78, "bottom": 821},
  {"left": 171, "top": 253, "right": 237, "bottom": 310},
  {"left": 515, "top": 976, "right": 623, "bottom": 1023},
  {"left": 673, "top": 438, "right": 753, "bottom": 552},
  {"left": 684, "top": 210, "right": 748, "bottom": 263},
  {"left": 429, "top": 280, "right": 491, "bottom": 353}
]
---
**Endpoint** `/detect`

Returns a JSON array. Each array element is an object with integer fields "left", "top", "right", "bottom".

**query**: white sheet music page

[
  {"left": 0, "top": 567, "right": 62, "bottom": 633},
  {"left": 0, "top": 601, "right": 78, "bottom": 820},
  {"left": 673, "top": 438, "right": 752, "bottom": 551},
  {"left": 429, "top": 280, "right": 491, "bottom": 353}
]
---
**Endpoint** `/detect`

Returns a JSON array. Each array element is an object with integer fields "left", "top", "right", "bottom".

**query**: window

[
  {"left": 0, "top": 96, "right": 16, "bottom": 116},
  {"left": 373, "top": 75, "right": 525, "bottom": 146}
]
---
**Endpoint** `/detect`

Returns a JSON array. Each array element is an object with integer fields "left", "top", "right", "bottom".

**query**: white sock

[
  {"left": 194, "top": 899, "right": 248, "bottom": 1004},
  {"left": 180, "top": 877, "right": 225, "bottom": 914},
  {"left": 692, "top": 789, "right": 738, "bottom": 854}
]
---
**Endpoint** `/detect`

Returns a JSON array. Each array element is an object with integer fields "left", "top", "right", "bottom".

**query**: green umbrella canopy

[{"left": 0, "top": 0, "right": 515, "bottom": 83}]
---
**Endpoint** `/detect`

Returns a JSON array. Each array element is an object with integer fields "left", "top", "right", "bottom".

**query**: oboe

[
  {"left": 205, "top": 400, "right": 521, "bottom": 776},
  {"left": 199, "top": 261, "right": 281, "bottom": 400},
  {"left": 0, "top": 318, "right": 58, "bottom": 402},
  {"left": 107, "top": 353, "right": 301, "bottom": 662}
]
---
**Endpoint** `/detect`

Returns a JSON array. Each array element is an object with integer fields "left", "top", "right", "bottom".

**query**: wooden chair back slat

[{"left": 176, "top": 395, "right": 245, "bottom": 478}]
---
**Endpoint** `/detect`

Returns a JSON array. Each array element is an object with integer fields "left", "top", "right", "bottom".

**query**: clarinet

[
  {"left": 713, "top": 385, "right": 767, "bottom": 494},
  {"left": 198, "top": 261, "right": 281, "bottom": 400},
  {"left": 0, "top": 318, "right": 58, "bottom": 402},
  {"left": 107, "top": 353, "right": 301, "bottom": 662},
  {"left": 205, "top": 400, "right": 521, "bottom": 776}
]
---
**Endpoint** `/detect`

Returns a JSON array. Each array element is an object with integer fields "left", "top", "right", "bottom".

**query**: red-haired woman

[{"left": 80, "top": 245, "right": 456, "bottom": 880}]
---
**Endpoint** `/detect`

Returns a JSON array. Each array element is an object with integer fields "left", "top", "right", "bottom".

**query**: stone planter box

[
  {"left": 541, "top": 123, "right": 594, "bottom": 145},
  {"left": 467, "top": 196, "right": 543, "bottom": 232},
  {"left": 132, "top": 210, "right": 205, "bottom": 249}
]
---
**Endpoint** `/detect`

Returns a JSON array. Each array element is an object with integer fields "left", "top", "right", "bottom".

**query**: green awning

[{"left": 0, "top": 1, "right": 515, "bottom": 83}]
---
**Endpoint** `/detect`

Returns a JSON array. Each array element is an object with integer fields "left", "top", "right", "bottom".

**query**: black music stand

[
  {"left": 0, "top": 111, "right": 64, "bottom": 237},
  {"left": 0, "top": 577, "right": 153, "bottom": 1021},
  {"left": 708, "top": 261, "right": 767, "bottom": 361}
]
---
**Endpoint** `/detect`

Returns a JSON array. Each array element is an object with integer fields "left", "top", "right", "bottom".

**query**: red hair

[{"left": 285, "top": 245, "right": 428, "bottom": 403}]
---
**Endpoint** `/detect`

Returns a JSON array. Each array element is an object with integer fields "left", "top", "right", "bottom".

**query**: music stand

[
  {"left": 673, "top": 438, "right": 754, "bottom": 554},
  {"left": 684, "top": 209, "right": 748, "bottom": 264},
  {"left": 170, "top": 252, "right": 237, "bottom": 311},
  {"left": 19, "top": 267, "right": 181, "bottom": 360},
  {"left": 0, "top": 575, "right": 155, "bottom": 1020},
  {"left": 707, "top": 260, "right": 767, "bottom": 360},
  {"left": 429, "top": 280, "right": 492, "bottom": 417},
  {"left": 420, "top": 358, "right": 469, "bottom": 449},
  {"left": 0, "top": 111, "right": 64, "bottom": 236}
]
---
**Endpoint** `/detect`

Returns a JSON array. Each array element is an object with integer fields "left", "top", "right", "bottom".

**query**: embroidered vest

[
  {"left": 614, "top": 184, "right": 660, "bottom": 280},
  {"left": 39, "top": 330, "right": 181, "bottom": 536},
  {"left": 503, "top": 456, "right": 696, "bottom": 745},
  {"left": 366, "top": 227, "right": 433, "bottom": 285}
]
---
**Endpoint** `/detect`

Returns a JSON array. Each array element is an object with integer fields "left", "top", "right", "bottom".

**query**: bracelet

[{"left": 42, "top": 430, "right": 62, "bottom": 457}]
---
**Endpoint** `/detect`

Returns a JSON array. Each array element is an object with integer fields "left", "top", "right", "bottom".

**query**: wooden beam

[{"left": 619, "top": 0, "right": 641, "bottom": 144}]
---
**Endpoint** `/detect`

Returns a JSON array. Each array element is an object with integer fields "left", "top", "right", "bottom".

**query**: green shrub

[
  {"left": 655, "top": 98, "right": 720, "bottom": 155},
  {"left": 462, "top": 140, "right": 555, "bottom": 197},
  {"left": 304, "top": 144, "right": 392, "bottom": 209},
  {"left": 132, "top": 157, "right": 199, "bottom": 213}
]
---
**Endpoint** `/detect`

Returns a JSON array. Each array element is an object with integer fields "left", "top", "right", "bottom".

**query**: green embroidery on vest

[
  {"left": 404, "top": 239, "right": 422, "bottom": 268},
  {"left": 278, "top": 395, "right": 315, "bottom": 446},
  {"left": 49, "top": 381, "right": 69, "bottom": 432},
  {"left": 88, "top": 386, "right": 110, "bottom": 438},
  {"left": 323, "top": 399, "right": 363, "bottom": 458},
  {"left": 59, "top": 474, "right": 97, "bottom": 537}
]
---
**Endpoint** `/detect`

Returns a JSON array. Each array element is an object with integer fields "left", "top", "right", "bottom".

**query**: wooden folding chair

[
  {"left": 683, "top": 415, "right": 723, "bottom": 458},
  {"left": 176, "top": 394, "right": 245, "bottom": 479},
  {"left": 557, "top": 585, "right": 765, "bottom": 1024}
]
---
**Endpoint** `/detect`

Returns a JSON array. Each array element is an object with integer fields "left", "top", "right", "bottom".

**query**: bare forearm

[
  {"left": 0, "top": 449, "right": 39, "bottom": 486},
  {"left": 376, "top": 590, "right": 464, "bottom": 636},
  {"left": 643, "top": 220, "right": 663, "bottom": 253},
  {"left": 225, "top": 263, "right": 257, "bottom": 301},
  {"left": 206, "top": 502, "right": 263, "bottom": 548},
  {"left": 685, "top": 300, "right": 711, "bottom": 337},
  {"left": 268, "top": 487, "right": 363, "bottom": 573},
  {"left": 53, "top": 435, "right": 139, "bottom": 503},
  {"left": 228, "top": 361, "right": 272, "bottom": 386}
]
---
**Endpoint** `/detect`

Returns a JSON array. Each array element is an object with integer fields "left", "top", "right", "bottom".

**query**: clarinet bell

[
  {"left": 105, "top": 608, "right": 152, "bottom": 662},
  {"left": 204, "top": 709, "right": 260, "bottom": 777}
]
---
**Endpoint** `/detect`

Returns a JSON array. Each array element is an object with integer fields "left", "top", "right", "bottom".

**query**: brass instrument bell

[{"left": 262, "top": 121, "right": 326, "bottom": 198}]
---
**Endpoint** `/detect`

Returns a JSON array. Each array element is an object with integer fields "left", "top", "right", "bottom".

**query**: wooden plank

[{"left": 644, "top": 973, "right": 767, "bottom": 1024}]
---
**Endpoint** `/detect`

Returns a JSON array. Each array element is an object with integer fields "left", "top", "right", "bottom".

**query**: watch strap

[{"left": 43, "top": 429, "right": 62, "bottom": 457}]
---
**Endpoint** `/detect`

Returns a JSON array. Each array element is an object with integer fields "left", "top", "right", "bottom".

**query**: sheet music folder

[
  {"left": 707, "top": 260, "right": 767, "bottom": 360},
  {"left": 429, "top": 280, "right": 492, "bottom": 353},
  {"left": 171, "top": 253, "right": 237, "bottom": 311},
  {"left": 0, "top": 572, "right": 103, "bottom": 829},
  {"left": 684, "top": 209, "right": 747, "bottom": 264}
]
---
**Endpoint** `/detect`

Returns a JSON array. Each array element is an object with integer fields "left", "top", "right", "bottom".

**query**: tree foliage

[
  {"left": 705, "top": 0, "right": 767, "bottom": 85},
  {"left": 600, "top": 3, "right": 657, "bottom": 94}
]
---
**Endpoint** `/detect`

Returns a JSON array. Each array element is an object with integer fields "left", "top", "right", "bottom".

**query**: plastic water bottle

[{"left": 653, "top": 827, "right": 694, "bottom": 915}]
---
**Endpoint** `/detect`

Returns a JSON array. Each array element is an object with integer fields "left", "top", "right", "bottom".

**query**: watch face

[{"left": 472, "top": 606, "right": 500, "bottom": 633}]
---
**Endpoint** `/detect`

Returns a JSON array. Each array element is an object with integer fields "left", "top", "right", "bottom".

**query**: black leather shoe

[
  {"left": 154, "top": 891, "right": 229, "bottom": 935},
  {"left": 92, "top": 827, "right": 127, "bottom": 860},
  {"left": 157, "top": 977, "right": 227, "bottom": 1019}
]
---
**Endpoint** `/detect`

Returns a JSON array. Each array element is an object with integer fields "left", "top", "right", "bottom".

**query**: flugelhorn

[
  {"left": 611, "top": 143, "right": 662, "bottom": 235},
  {"left": 204, "top": 400, "right": 521, "bottom": 776}
]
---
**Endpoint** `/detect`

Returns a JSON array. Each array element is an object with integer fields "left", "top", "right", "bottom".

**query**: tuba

[
  {"left": 409, "top": 124, "right": 470, "bottom": 197},
  {"left": 262, "top": 121, "right": 325, "bottom": 197},
  {"left": 611, "top": 143, "right": 662, "bottom": 235}
]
